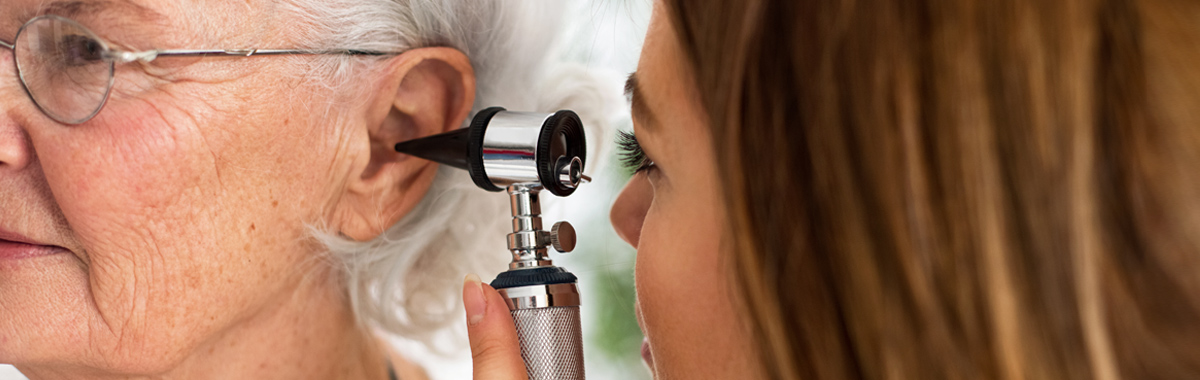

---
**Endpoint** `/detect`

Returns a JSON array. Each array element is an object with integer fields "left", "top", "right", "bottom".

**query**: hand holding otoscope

[{"left": 394, "top": 107, "right": 589, "bottom": 380}]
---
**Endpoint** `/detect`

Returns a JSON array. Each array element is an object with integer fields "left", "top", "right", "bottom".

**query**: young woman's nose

[{"left": 610, "top": 172, "right": 653, "bottom": 249}]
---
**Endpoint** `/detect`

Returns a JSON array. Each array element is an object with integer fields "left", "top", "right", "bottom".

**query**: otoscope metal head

[{"left": 393, "top": 107, "right": 587, "bottom": 197}]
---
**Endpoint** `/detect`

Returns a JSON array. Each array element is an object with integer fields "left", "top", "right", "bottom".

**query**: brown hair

[{"left": 665, "top": 0, "right": 1200, "bottom": 378}]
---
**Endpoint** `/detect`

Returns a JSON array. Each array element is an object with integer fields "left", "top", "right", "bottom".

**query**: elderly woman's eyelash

[{"left": 617, "top": 130, "right": 654, "bottom": 173}]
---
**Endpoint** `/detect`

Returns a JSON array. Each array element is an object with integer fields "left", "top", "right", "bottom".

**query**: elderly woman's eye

[{"left": 56, "top": 34, "right": 105, "bottom": 67}]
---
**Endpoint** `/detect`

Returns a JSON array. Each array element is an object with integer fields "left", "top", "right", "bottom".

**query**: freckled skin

[{"left": 0, "top": 1, "right": 459, "bottom": 379}]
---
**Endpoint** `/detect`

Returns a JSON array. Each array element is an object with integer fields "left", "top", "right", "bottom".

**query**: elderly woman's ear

[{"left": 332, "top": 47, "right": 477, "bottom": 241}]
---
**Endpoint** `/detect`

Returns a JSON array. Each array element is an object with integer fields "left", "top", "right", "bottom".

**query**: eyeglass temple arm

[
  {"left": 0, "top": 40, "right": 13, "bottom": 49},
  {"left": 109, "top": 48, "right": 396, "bottom": 63}
]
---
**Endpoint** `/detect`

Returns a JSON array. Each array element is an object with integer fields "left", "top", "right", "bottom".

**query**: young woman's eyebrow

[{"left": 625, "top": 72, "right": 658, "bottom": 131}]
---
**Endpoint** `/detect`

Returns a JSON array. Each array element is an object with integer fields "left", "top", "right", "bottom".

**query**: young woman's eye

[{"left": 617, "top": 130, "right": 656, "bottom": 174}]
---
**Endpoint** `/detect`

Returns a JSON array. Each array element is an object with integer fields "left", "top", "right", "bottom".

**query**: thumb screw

[{"left": 550, "top": 221, "right": 577, "bottom": 253}]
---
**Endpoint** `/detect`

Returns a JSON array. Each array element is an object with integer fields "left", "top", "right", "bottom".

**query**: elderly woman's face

[{"left": 0, "top": 0, "right": 469, "bottom": 375}]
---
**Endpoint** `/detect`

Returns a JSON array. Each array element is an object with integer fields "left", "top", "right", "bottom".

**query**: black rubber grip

[
  {"left": 467, "top": 107, "right": 506, "bottom": 192},
  {"left": 491, "top": 266, "right": 579, "bottom": 289},
  {"left": 536, "top": 110, "right": 587, "bottom": 197}
]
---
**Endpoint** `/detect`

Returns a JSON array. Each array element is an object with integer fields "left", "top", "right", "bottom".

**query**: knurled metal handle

[{"left": 510, "top": 306, "right": 585, "bottom": 380}]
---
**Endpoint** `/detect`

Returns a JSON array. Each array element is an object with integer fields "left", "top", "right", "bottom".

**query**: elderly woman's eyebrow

[{"left": 25, "top": 0, "right": 164, "bottom": 22}]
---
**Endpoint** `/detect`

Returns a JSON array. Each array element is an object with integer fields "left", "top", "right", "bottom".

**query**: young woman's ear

[{"left": 332, "top": 47, "right": 476, "bottom": 241}]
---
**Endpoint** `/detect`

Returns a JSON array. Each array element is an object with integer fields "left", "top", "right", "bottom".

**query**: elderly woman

[{"left": 0, "top": 1, "right": 597, "bottom": 379}]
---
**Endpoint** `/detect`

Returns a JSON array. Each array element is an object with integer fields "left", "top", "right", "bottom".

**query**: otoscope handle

[
  {"left": 510, "top": 305, "right": 585, "bottom": 379},
  {"left": 494, "top": 274, "right": 586, "bottom": 380}
]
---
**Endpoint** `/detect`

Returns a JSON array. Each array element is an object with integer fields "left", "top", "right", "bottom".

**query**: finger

[{"left": 464, "top": 273, "right": 528, "bottom": 380}]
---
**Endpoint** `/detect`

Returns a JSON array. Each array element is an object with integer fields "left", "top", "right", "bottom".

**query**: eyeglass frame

[{"left": 0, "top": 14, "right": 404, "bottom": 125}]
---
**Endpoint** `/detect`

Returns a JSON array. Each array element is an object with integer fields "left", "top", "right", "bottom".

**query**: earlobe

[{"left": 333, "top": 48, "right": 476, "bottom": 241}]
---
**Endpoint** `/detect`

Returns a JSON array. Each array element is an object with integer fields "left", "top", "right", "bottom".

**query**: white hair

[{"left": 273, "top": 0, "right": 620, "bottom": 350}]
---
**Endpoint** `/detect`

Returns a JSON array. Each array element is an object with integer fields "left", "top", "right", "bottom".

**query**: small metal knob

[{"left": 550, "top": 221, "right": 577, "bottom": 253}]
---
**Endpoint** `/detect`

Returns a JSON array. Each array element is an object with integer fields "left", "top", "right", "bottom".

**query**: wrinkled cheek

[
  {"left": 0, "top": 255, "right": 93, "bottom": 361},
  {"left": 39, "top": 102, "right": 210, "bottom": 247},
  {"left": 25, "top": 101, "right": 219, "bottom": 350}
]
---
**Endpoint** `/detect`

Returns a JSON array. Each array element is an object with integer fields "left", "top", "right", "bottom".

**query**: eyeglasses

[{"left": 0, "top": 15, "right": 400, "bottom": 125}]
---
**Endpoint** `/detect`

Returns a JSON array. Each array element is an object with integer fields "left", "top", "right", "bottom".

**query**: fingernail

[{"left": 464, "top": 273, "right": 486, "bottom": 326}]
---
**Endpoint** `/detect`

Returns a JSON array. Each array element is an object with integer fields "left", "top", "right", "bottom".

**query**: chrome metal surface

[
  {"left": 555, "top": 156, "right": 584, "bottom": 190},
  {"left": 513, "top": 217, "right": 544, "bottom": 232},
  {"left": 508, "top": 230, "right": 550, "bottom": 251},
  {"left": 481, "top": 112, "right": 554, "bottom": 187},
  {"left": 510, "top": 183, "right": 542, "bottom": 217},
  {"left": 508, "top": 247, "right": 544, "bottom": 261},
  {"left": 509, "top": 306, "right": 585, "bottom": 380},
  {"left": 498, "top": 283, "right": 582, "bottom": 309},
  {"left": 509, "top": 259, "right": 554, "bottom": 269},
  {"left": 507, "top": 184, "right": 554, "bottom": 269}
]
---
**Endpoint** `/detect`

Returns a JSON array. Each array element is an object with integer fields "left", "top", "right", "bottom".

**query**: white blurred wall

[{"left": 0, "top": 365, "right": 26, "bottom": 380}]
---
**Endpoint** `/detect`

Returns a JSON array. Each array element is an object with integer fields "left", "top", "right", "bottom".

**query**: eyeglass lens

[{"left": 14, "top": 16, "right": 115, "bottom": 124}]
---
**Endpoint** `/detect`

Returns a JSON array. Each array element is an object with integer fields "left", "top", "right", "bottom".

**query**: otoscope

[{"left": 394, "top": 107, "right": 588, "bottom": 380}]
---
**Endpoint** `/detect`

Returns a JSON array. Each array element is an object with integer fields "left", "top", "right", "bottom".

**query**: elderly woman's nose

[
  {"left": 0, "top": 114, "right": 32, "bottom": 170},
  {"left": 0, "top": 54, "right": 33, "bottom": 171}
]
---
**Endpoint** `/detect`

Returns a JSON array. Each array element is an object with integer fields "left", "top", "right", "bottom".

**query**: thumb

[{"left": 464, "top": 274, "right": 528, "bottom": 380}]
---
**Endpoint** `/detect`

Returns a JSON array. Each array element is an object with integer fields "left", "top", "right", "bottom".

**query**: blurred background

[{"left": 0, "top": 1, "right": 649, "bottom": 379}]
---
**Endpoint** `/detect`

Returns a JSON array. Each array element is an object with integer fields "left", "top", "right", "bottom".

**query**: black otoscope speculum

[
  {"left": 394, "top": 107, "right": 588, "bottom": 380},
  {"left": 393, "top": 106, "right": 588, "bottom": 196}
]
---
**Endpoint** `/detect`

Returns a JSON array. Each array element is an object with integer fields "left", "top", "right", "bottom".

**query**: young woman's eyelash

[{"left": 617, "top": 130, "right": 654, "bottom": 173}]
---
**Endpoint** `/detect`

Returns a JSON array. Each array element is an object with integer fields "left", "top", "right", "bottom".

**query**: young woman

[{"left": 466, "top": 0, "right": 1200, "bottom": 378}]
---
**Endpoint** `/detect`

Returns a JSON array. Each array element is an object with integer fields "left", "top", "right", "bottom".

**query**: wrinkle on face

[
  {"left": 1, "top": 0, "right": 387, "bottom": 375},
  {"left": 24, "top": 0, "right": 165, "bottom": 23}
]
